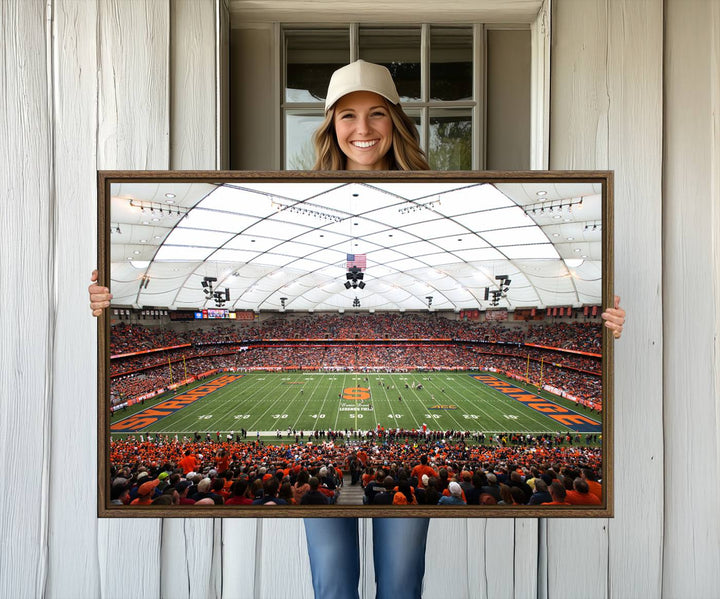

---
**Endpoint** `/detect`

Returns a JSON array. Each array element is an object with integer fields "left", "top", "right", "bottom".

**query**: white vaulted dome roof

[{"left": 109, "top": 176, "right": 604, "bottom": 313}]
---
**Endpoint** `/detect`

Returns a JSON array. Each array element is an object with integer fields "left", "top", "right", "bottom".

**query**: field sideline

[{"left": 109, "top": 372, "right": 601, "bottom": 440}]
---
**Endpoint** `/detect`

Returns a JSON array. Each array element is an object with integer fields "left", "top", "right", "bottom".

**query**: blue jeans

[{"left": 303, "top": 517, "right": 430, "bottom": 599}]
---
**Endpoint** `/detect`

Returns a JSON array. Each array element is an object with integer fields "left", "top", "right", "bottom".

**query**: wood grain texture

[
  {"left": 47, "top": 1, "right": 102, "bottom": 597},
  {"left": 219, "top": 0, "right": 230, "bottom": 169},
  {"left": 0, "top": 1, "right": 695, "bottom": 597},
  {"left": 513, "top": 519, "right": 539, "bottom": 599},
  {"left": 551, "top": 2, "right": 665, "bottom": 598},
  {"left": 605, "top": 1, "right": 663, "bottom": 597},
  {"left": 530, "top": 0, "right": 550, "bottom": 170},
  {"left": 547, "top": 2, "right": 609, "bottom": 596},
  {"left": 426, "top": 519, "right": 481, "bottom": 599},
  {"left": 0, "top": 1, "right": 53, "bottom": 597},
  {"left": 221, "top": 519, "right": 259, "bottom": 598},
  {"left": 170, "top": 0, "right": 217, "bottom": 170},
  {"left": 713, "top": 17, "right": 720, "bottom": 589},
  {"left": 163, "top": 2, "right": 222, "bottom": 597},
  {"left": 550, "top": 0, "right": 609, "bottom": 170},
  {"left": 98, "top": 519, "right": 161, "bottom": 598},
  {"left": 97, "top": 0, "right": 170, "bottom": 170},
  {"left": 425, "top": 519, "right": 518, "bottom": 599},
  {"left": 255, "top": 519, "right": 314, "bottom": 598},
  {"left": 96, "top": 0, "right": 171, "bottom": 593},
  {"left": 161, "top": 519, "right": 221, "bottom": 599},
  {"left": 663, "top": 1, "right": 720, "bottom": 597}
]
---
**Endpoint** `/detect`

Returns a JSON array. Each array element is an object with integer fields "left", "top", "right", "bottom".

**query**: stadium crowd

[
  {"left": 109, "top": 436, "right": 602, "bottom": 508},
  {"left": 111, "top": 314, "right": 602, "bottom": 354}
]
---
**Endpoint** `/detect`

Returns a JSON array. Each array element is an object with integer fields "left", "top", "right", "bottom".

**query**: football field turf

[{"left": 110, "top": 372, "right": 601, "bottom": 440}]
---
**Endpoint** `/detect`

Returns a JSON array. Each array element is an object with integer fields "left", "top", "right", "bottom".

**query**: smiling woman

[
  {"left": 333, "top": 91, "right": 394, "bottom": 170},
  {"left": 311, "top": 60, "right": 429, "bottom": 171}
]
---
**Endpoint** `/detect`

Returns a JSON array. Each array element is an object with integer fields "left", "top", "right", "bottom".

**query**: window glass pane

[
  {"left": 402, "top": 109, "right": 423, "bottom": 149},
  {"left": 430, "top": 27, "right": 473, "bottom": 101},
  {"left": 486, "top": 29, "right": 530, "bottom": 169},
  {"left": 429, "top": 109, "right": 472, "bottom": 170},
  {"left": 286, "top": 30, "right": 349, "bottom": 103},
  {"left": 285, "top": 112, "right": 324, "bottom": 169},
  {"left": 359, "top": 27, "right": 421, "bottom": 102}
]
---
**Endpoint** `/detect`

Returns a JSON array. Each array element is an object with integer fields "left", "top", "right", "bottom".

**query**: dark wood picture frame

[{"left": 98, "top": 170, "right": 614, "bottom": 518}]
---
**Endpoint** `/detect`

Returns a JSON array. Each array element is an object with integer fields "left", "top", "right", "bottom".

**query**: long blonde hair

[{"left": 312, "top": 100, "right": 430, "bottom": 171}]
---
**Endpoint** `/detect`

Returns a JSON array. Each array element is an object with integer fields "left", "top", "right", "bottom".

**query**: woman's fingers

[
  {"left": 89, "top": 270, "right": 112, "bottom": 316},
  {"left": 601, "top": 295, "right": 625, "bottom": 339}
]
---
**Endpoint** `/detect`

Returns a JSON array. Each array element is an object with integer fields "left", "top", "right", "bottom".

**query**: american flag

[{"left": 346, "top": 253, "right": 367, "bottom": 270}]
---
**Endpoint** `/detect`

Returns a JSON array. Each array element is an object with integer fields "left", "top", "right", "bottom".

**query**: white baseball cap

[
  {"left": 324, "top": 60, "right": 400, "bottom": 112},
  {"left": 448, "top": 481, "right": 463, "bottom": 497}
]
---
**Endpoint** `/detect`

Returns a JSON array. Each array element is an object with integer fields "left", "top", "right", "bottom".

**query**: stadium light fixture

[
  {"left": 344, "top": 265, "right": 366, "bottom": 290},
  {"left": 201, "top": 276, "right": 217, "bottom": 297},
  {"left": 213, "top": 288, "right": 230, "bottom": 307}
]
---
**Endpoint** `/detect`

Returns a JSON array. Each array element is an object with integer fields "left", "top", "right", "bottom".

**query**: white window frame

[
  {"left": 281, "top": 23, "right": 487, "bottom": 170},
  {"left": 249, "top": 2, "right": 550, "bottom": 171}
]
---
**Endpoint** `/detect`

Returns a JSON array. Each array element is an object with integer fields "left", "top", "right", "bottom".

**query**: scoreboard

[{"left": 193, "top": 309, "right": 255, "bottom": 320}]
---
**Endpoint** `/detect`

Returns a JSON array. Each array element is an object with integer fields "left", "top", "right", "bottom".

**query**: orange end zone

[
  {"left": 110, "top": 374, "right": 244, "bottom": 433},
  {"left": 471, "top": 374, "right": 601, "bottom": 433}
]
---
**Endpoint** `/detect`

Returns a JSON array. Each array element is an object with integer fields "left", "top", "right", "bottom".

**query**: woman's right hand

[{"left": 89, "top": 269, "right": 112, "bottom": 317}]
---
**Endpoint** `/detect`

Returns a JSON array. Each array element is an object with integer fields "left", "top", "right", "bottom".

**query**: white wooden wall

[{"left": 1, "top": 1, "right": 718, "bottom": 597}]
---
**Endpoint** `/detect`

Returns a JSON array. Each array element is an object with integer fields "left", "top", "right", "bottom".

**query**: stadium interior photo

[{"left": 105, "top": 176, "right": 608, "bottom": 510}]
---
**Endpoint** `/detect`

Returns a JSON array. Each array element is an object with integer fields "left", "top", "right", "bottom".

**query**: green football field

[{"left": 109, "top": 372, "right": 601, "bottom": 441}]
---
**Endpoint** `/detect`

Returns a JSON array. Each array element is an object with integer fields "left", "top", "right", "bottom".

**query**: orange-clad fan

[
  {"left": 411, "top": 455, "right": 438, "bottom": 489},
  {"left": 179, "top": 450, "right": 199, "bottom": 474}
]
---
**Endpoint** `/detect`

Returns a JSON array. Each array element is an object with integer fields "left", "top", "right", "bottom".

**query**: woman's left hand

[{"left": 602, "top": 295, "right": 625, "bottom": 339}]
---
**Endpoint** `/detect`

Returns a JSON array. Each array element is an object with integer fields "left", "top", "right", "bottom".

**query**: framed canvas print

[{"left": 97, "top": 170, "right": 613, "bottom": 517}]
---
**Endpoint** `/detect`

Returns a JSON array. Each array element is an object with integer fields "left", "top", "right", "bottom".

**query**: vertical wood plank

[
  {"left": 484, "top": 519, "right": 517, "bottom": 599},
  {"left": 551, "top": 2, "right": 665, "bottom": 598},
  {"left": 550, "top": 0, "right": 609, "bottom": 170},
  {"left": 160, "top": 518, "right": 220, "bottom": 599},
  {"left": 548, "top": 7, "right": 611, "bottom": 585},
  {"left": 530, "top": 0, "right": 550, "bottom": 170},
  {"left": 48, "top": 0, "right": 102, "bottom": 596},
  {"left": 170, "top": 0, "right": 217, "bottom": 170},
  {"left": 218, "top": 0, "right": 230, "bottom": 169},
  {"left": 425, "top": 519, "right": 471, "bottom": 599},
  {"left": 548, "top": 3, "right": 610, "bottom": 596},
  {"left": 465, "top": 520, "right": 489, "bottom": 599},
  {"left": 663, "top": 1, "right": 720, "bottom": 596},
  {"left": 98, "top": 519, "right": 162, "bottom": 599},
  {"left": 255, "top": 518, "right": 314, "bottom": 599},
  {"left": 425, "top": 519, "right": 517, "bottom": 599},
  {"left": 97, "top": 0, "right": 170, "bottom": 170},
  {"left": 605, "top": 1, "right": 664, "bottom": 597},
  {"left": 161, "top": 2, "right": 223, "bottom": 598},
  {"left": 713, "top": 6, "right": 720, "bottom": 547},
  {"left": 221, "top": 519, "right": 259, "bottom": 599},
  {"left": 96, "top": 2, "right": 170, "bottom": 596},
  {"left": 0, "top": 1, "right": 52, "bottom": 598},
  {"left": 512, "top": 519, "right": 538, "bottom": 599}
]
